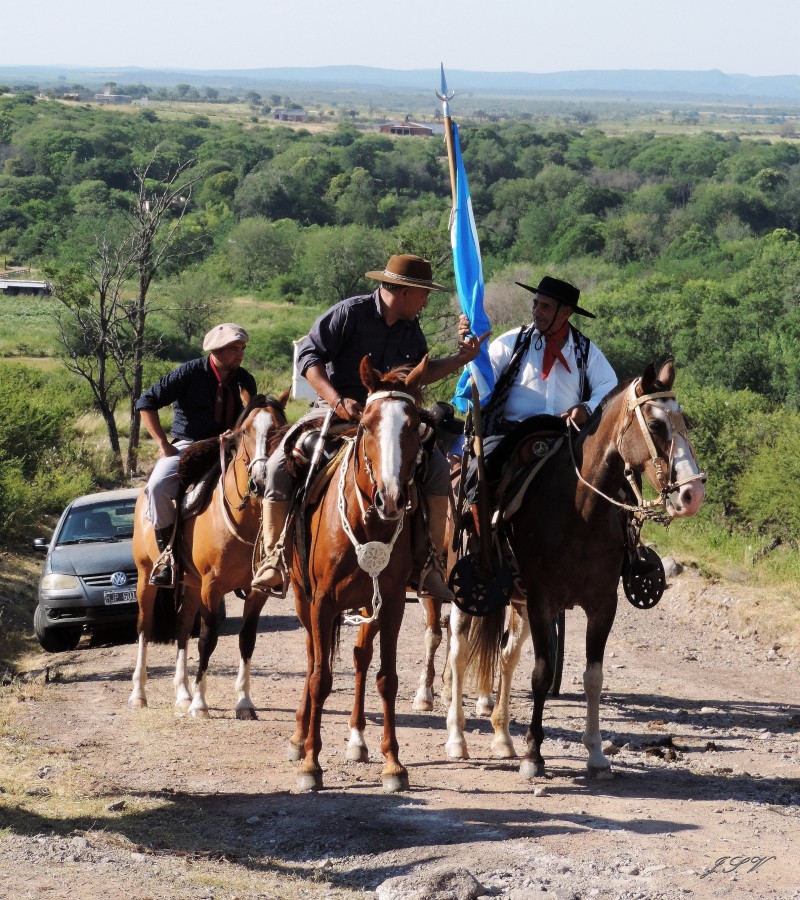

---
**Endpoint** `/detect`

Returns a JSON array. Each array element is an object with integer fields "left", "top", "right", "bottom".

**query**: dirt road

[{"left": 1, "top": 565, "right": 799, "bottom": 899}]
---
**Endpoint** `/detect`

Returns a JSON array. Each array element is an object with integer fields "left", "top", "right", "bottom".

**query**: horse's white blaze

[
  {"left": 250, "top": 410, "right": 274, "bottom": 482},
  {"left": 660, "top": 400, "right": 705, "bottom": 517},
  {"left": 377, "top": 402, "right": 406, "bottom": 498}
]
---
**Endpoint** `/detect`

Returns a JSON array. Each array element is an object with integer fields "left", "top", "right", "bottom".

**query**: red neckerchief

[
  {"left": 541, "top": 321, "right": 572, "bottom": 380},
  {"left": 209, "top": 356, "right": 236, "bottom": 427}
]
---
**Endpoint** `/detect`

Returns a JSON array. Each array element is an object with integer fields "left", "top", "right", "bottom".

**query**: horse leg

[
  {"left": 375, "top": 601, "right": 408, "bottom": 792},
  {"left": 582, "top": 603, "right": 616, "bottom": 777},
  {"left": 235, "top": 590, "right": 269, "bottom": 720},
  {"left": 173, "top": 589, "right": 197, "bottom": 710},
  {"left": 297, "top": 605, "right": 335, "bottom": 791},
  {"left": 288, "top": 598, "right": 312, "bottom": 761},
  {"left": 346, "top": 621, "right": 376, "bottom": 763},
  {"left": 128, "top": 631, "right": 149, "bottom": 708},
  {"left": 412, "top": 596, "right": 442, "bottom": 712},
  {"left": 440, "top": 614, "right": 452, "bottom": 708},
  {"left": 445, "top": 603, "right": 471, "bottom": 759},
  {"left": 187, "top": 586, "right": 222, "bottom": 719},
  {"left": 520, "top": 607, "right": 554, "bottom": 780},
  {"left": 490, "top": 604, "right": 530, "bottom": 758}
]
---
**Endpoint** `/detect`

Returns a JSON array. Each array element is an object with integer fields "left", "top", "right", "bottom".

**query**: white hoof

[
  {"left": 490, "top": 737, "right": 517, "bottom": 759},
  {"left": 445, "top": 739, "right": 469, "bottom": 760}
]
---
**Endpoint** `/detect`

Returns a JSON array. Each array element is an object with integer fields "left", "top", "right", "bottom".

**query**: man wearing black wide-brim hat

[
  {"left": 255, "top": 254, "right": 486, "bottom": 601},
  {"left": 482, "top": 275, "right": 616, "bottom": 436}
]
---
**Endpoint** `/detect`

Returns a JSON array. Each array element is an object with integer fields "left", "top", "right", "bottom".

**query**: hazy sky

[{"left": 4, "top": 0, "right": 800, "bottom": 78}]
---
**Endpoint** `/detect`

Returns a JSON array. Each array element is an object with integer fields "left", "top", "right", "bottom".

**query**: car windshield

[{"left": 56, "top": 499, "right": 137, "bottom": 545}]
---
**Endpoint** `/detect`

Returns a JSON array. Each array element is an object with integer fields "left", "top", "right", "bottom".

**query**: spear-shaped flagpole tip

[{"left": 436, "top": 62, "right": 455, "bottom": 109}]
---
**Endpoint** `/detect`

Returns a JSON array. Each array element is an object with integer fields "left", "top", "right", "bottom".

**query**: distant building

[
  {"left": 95, "top": 85, "right": 132, "bottom": 104},
  {"left": 272, "top": 107, "right": 308, "bottom": 122},
  {"left": 379, "top": 119, "right": 433, "bottom": 137},
  {"left": 0, "top": 279, "right": 51, "bottom": 297}
]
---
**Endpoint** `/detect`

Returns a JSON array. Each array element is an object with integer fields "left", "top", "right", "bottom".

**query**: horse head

[
  {"left": 233, "top": 390, "right": 289, "bottom": 495},
  {"left": 617, "top": 361, "right": 705, "bottom": 518},
  {"left": 357, "top": 355, "right": 428, "bottom": 521}
]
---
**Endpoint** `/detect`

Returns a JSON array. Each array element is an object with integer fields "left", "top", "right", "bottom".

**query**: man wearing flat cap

[
  {"left": 255, "top": 253, "right": 484, "bottom": 601},
  {"left": 483, "top": 276, "right": 616, "bottom": 436},
  {"left": 136, "top": 323, "right": 257, "bottom": 585}
]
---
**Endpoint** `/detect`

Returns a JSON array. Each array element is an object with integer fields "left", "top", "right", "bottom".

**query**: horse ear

[
  {"left": 240, "top": 385, "right": 253, "bottom": 407},
  {"left": 277, "top": 388, "right": 291, "bottom": 409},
  {"left": 360, "top": 355, "right": 379, "bottom": 393},
  {"left": 639, "top": 362, "right": 658, "bottom": 395},
  {"left": 405, "top": 354, "right": 429, "bottom": 391},
  {"left": 656, "top": 360, "right": 675, "bottom": 390}
]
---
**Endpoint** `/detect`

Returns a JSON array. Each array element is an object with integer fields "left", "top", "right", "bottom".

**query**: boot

[
  {"left": 149, "top": 526, "right": 175, "bottom": 587},
  {"left": 251, "top": 501, "right": 290, "bottom": 589},
  {"left": 411, "top": 495, "right": 456, "bottom": 603}
]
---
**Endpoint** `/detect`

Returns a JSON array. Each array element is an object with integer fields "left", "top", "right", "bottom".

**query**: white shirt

[{"left": 488, "top": 326, "right": 618, "bottom": 423}]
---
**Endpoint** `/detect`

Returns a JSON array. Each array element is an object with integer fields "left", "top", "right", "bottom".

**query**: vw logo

[{"left": 110, "top": 571, "right": 128, "bottom": 587}]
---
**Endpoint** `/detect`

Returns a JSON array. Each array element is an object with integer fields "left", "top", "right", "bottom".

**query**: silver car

[{"left": 33, "top": 488, "right": 141, "bottom": 652}]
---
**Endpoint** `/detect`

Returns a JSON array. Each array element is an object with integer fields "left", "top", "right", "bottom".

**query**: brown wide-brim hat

[
  {"left": 515, "top": 275, "right": 596, "bottom": 319},
  {"left": 366, "top": 254, "right": 450, "bottom": 292}
]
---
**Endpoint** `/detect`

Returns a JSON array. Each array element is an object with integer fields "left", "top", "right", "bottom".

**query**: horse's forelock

[{"left": 368, "top": 364, "right": 423, "bottom": 405}]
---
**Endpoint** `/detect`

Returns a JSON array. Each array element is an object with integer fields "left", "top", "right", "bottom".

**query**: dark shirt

[
  {"left": 135, "top": 356, "right": 258, "bottom": 442},
  {"left": 295, "top": 290, "right": 428, "bottom": 404}
]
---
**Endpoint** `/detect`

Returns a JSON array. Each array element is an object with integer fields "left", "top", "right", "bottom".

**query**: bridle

[
  {"left": 338, "top": 389, "right": 424, "bottom": 625},
  {"left": 569, "top": 378, "right": 705, "bottom": 524}
]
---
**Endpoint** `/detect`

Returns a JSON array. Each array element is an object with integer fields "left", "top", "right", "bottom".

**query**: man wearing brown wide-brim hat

[{"left": 255, "top": 253, "right": 488, "bottom": 602}]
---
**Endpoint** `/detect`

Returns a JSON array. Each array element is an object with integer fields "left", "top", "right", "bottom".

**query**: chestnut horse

[
  {"left": 128, "top": 392, "right": 288, "bottom": 718},
  {"left": 445, "top": 361, "right": 705, "bottom": 779},
  {"left": 287, "top": 356, "right": 427, "bottom": 792}
]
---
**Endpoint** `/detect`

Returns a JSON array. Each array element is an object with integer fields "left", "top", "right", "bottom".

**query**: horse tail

[
  {"left": 150, "top": 586, "right": 178, "bottom": 644},
  {"left": 467, "top": 604, "right": 506, "bottom": 696}
]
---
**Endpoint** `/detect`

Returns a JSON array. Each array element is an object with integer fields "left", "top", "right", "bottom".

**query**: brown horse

[
  {"left": 445, "top": 361, "right": 705, "bottom": 778},
  {"left": 287, "top": 356, "right": 427, "bottom": 791},
  {"left": 128, "top": 392, "right": 288, "bottom": 718}
]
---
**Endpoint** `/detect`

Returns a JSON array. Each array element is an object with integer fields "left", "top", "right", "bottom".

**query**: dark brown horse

[
  {"left": 129, "top": 392, "right": 288, "bottom": 717},
  {"left": 445, "top": 362, "right": 705, "bottom": 778},
  {"left": 287, "top": 356, "right": 427, "bottom": 791}
]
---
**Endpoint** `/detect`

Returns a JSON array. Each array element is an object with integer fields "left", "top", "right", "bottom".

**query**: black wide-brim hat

[
  {"left": 366, "top": 254, "right": 450, "bottom": 292},
  {"left": 515, "top": 275, "right": 596, "bottom": 318},
  {"left": 428, "top": 400, "right": 465, "bottom": 437}
]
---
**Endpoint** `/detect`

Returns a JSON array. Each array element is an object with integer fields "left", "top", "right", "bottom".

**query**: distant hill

[{"left": 3, "top": 64, "right": 800, "bottom": 102}]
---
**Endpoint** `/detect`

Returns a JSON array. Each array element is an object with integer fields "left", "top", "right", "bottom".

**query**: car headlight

[{"left": 41, "top": 573, "right": 80, "bottom": 591}]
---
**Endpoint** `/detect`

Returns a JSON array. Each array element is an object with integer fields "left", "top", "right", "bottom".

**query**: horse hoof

[
  {"left": 175, "top": 698, "right": 191, "bottom": 712},
  {"left": 235, "top": 707, "right": 258, "bottom": 721},
  {"left": 345, "top": 744, "right": 369, "bottom": 763},
  {"left": 519, "top": 759, "right": 545, "bottom": 780},
  {"left": 490, "top": 740, "right": 517, "bottom": 759},
  {"left": 382, "top": 772, "right": 410, "bottom": 793},
  {"left": 189, "top": 707, "right": 210, "bottom": 720},
  {"left": 297, "top": 771, "right": 323, "bottom": 792},
  {"left": 445, "top": 741, "right": 469, "bottom": 760},
  {"left": 412, "top": 696, "right": 433, "bottom": 712},
  {"left": 287, "top": 742, "right": 305, "bottom": 762},
  {"left": 588, "top": 764, "right": 614, "bottom": 780},
  {"left": 128, "top": 697, "right": 147, "bottom": 709}
]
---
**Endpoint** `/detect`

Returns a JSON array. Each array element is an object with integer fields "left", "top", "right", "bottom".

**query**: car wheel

[{"left": 34, "top": 605, "right": 82, "bottom": 653}]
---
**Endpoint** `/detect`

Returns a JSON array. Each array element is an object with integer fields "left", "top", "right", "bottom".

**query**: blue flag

[{"left": 450, "top": 122, "right": 494, "bottom": 413}]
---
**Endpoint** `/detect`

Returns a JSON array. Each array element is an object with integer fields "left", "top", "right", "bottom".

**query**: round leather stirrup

[
  {"left": 448, "top": 552, "right": 514, "bottom": 617},
  {"left": 623, "top": 545, "right": 666, "bottom": 609}
]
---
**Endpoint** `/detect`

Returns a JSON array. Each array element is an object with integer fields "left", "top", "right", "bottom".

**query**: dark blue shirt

[
  {"left": 135, "top": 356, "right": 258, "bottom": 442},
  {"left": 295, "top": 291, "right": 428, "bottom": 404}
]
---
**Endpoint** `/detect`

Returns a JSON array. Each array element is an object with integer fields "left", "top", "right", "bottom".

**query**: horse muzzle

[
  {"left": 666, "top": 477, "right": 705, "bottom": 518},
  {"left": 373, "top": 486, "right": 405, "bottom": 521}
]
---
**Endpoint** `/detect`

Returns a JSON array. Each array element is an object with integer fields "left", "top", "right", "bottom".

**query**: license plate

[{"left": 103, "top": 590, "right": 137, "bottom": 605}]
